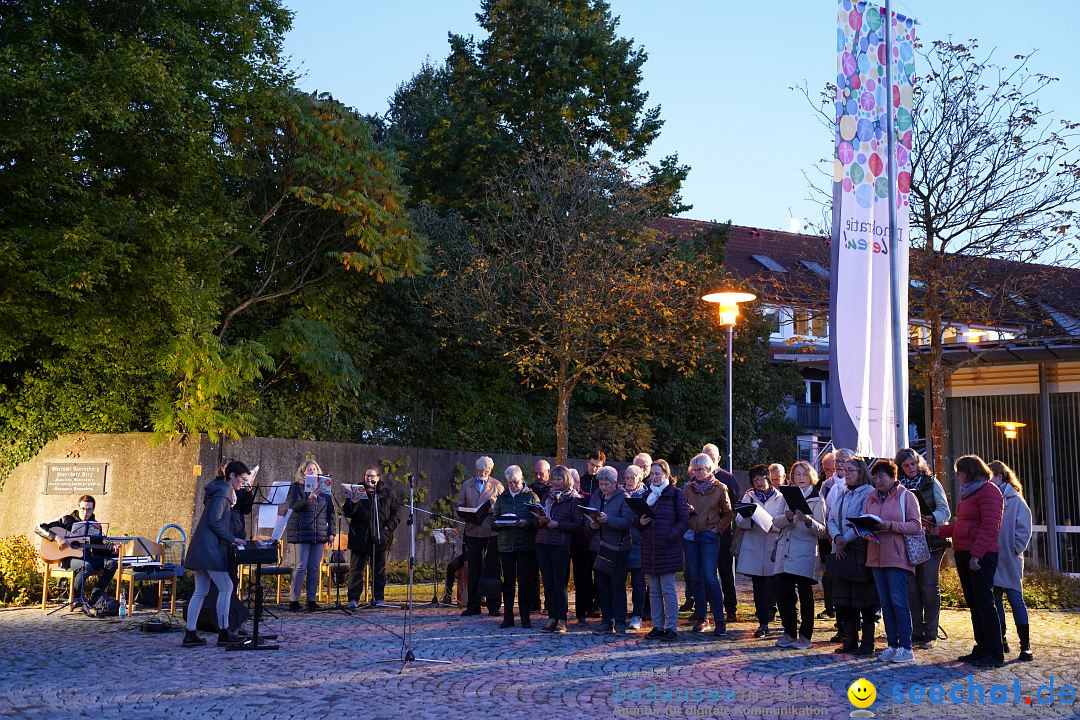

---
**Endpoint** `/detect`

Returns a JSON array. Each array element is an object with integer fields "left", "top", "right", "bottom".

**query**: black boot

[
  {"left": 958, "top": 645, "right": 984, "bottom": 663},
  {"left": 217, "top": 629, "right": 242, "bottom": 647},
  {"left": 854, "top": 620, "right": 875, "bottom": 656},
  {"left": 520, "top": 612, "right": 531, "bottom": 629},
  {"left": 181, "top": 630, "right": 205, "bottom": 647},
  {"left": 1018, "top": 624, "right": 1033, "bottom": 661},
  {"left": 834, "top": 622, "right": 858, "bottom": 654},
  {"left": 500, "top": 611, "right": 515, "bottom": 629}
]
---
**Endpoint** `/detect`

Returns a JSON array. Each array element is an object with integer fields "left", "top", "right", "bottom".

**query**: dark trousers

[
  {"left": 536, "top": 544, "right": 571, "bottom": 621},
  {"left": 751, "top": 575, "right": 777, "bottom": 625},
  {"left": 464, "top": 535, "right": 500, "bottom": 612},
  {"left": 717, "top": 532, "right": 737, "bottom": 616},
  {"left": 526, "top": 566, "right": 542, "bottom": 611},
  {"left": 500, "top": 550, "right": 536, "bottom": 619},
  {"left": 908, "top": 547, "right": 945, "bottom": 641},
  {"left": 595, "top": 549, "right": 630, "bottom": 627},
  {"left": 444, "top": 552, "right": 466, "bottom": 593},
  {"left": 774, "top": 572, "right": 815, "bottom": 640},
  {"left": 955, "top": 550, "right": 1004, "bottom": 661},
  {"left": 629, "top": 568, "right": 647, "bottom": 618},
  {"left": 819, "top": 539, "right": 834, "bottom": 613},
  {"left": 570, "top": 549, "right": 596, "bottom": 618},
  {"left": 348, "top": 546, "right": 387, "bottom": 603},
  {"left": 66, "top": 556, "right": 118, "bottom": 601}
]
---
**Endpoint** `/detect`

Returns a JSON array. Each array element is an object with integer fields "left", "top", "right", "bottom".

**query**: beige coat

[
  {"left": 457, "top": 476, "right": 504, "bottom": 538},
  {"left": 772, "top": 486, "right": 828, "bottom": 581},
  {"left": 734, "top": 489, "right": 786, "bottom": 577}
]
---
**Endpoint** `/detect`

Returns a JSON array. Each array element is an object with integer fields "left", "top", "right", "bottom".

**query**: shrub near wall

[
  {"left": 0, "top": 536, "right": 42, "bottom": 605},
  {"left": 940, "top": 565, "right": 1080, "bottom": 609}
]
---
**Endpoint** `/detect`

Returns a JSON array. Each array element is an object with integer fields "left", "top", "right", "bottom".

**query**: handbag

[
  {"left": 900, "top": 490, "right": 931, "bottom": 565},
  {"left": 593, "top": 540, "right": 621, "bottom": 576}
]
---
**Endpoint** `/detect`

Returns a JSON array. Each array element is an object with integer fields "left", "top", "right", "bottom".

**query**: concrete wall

[
  {"left": 1, "top": 432, "right": 205, "bottom": 550},
  {"left": 6, "top": 432, "right": 643, "bottom": 567}
]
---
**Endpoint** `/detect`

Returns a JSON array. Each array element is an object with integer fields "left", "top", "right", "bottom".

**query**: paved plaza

[{"left": 3, "top": 584, "right": 1078, "bottom": 720}]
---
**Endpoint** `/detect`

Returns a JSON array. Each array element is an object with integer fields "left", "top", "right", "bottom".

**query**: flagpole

[{"left": 885, "top": 0, "right": 908, "bottom": 454}]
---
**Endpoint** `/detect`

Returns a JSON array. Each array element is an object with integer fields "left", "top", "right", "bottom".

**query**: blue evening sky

[{"left": 282, "top": 1, "right": 1079, "bottom": 232}]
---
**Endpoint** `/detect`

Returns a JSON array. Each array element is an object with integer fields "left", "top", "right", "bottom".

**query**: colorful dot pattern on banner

[{"left": 834, "top": 0, "right": 916, "bottom": 209}]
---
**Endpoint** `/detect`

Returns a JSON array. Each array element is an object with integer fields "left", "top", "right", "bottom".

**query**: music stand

[
  {"left": 417, "top": 516, "right": 463, "bottom": 607},
  {"left": 315, "top": 477, "right": 353, "bottom": 616}
]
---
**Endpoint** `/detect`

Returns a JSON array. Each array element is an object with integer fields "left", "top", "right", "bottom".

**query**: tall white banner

[{"left": 829, "top": 0, "right": 915, "bottom": 458}]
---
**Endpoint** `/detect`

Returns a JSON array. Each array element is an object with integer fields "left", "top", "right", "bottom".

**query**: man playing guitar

[{"left": 36, "top": 495, "right": 118, "bottom": 609}]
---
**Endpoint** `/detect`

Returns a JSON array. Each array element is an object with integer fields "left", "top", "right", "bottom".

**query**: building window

[
  {"left": 811, "top": 312, "right": 828, "bottom": 338},
  {"left": 762, "top": 306, "right": 782, "bottom": 335},
  {"left": 793, "top": 309, "right": 810, "bottom": 337},
  {"left": 799, "top": 260, "right": 829, "bottom": 277},
  {"left": 752, "top": 254, "right": 788, "bottom": 273},
  {"left": 805, "top": 379, "right": 826, "bottom": 405}
]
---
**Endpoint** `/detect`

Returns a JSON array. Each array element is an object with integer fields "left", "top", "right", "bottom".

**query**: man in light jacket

[{"left": 457, "top": 456, "right": 504, "bottom": 616}]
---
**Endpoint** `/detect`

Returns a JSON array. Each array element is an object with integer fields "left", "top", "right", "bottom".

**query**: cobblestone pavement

[{"left": 3, "top": 584, "right": 1078, "bottom": 720}]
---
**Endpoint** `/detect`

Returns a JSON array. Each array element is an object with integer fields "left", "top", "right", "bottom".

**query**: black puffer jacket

[{"left": 286, "top": 482, "right": 335, "bottom": 544}]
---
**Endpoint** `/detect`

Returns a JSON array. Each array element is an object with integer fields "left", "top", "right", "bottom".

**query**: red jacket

[{"left": 935, "top": 481, "right": 1003, "bottom": 559}]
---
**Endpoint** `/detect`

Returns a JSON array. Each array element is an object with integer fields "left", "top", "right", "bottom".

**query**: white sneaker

[
  {"left": 628, "top": 616, "right": 642, "bottom": 630},
  {"left": 776, "top": 634, "right": 797, "bottom": 648},
  {"left": 890, "top": 647, "right": 915, "bottom": 663},
  {"left": 347, "top": 601, "right": 358, "bottom": 609},
  {"left": 792, "top": 636, "right": 812, "bottom": 650},
  {"left": 878, "top": 646, "right": 898, "bottom": 662}
]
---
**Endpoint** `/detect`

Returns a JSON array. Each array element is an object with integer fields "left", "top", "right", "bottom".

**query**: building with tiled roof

[{"left": 657, "top": 217, "right": 1080, "bottom": 572}]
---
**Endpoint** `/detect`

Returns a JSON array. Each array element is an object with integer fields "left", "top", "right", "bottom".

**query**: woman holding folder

[
  {"left": 583, "top": 466, "right": 636, "bottom": 634},
  {"left": 493, "top": 465, "right": 539, "bottom": 628},
  {"left": 827, "top": 456, "right": 879, "bottom": 656},
  {"left": 735, "top": 464, "right": 785, "bottom": 638},
  {"left": 771, "top": 461, "right": 827, "bottom": 649},
  {"left": 533, "top": 465, "right": 582, "bottom": 633}
]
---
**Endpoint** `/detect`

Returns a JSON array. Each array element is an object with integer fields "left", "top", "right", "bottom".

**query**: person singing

[
  {"left": 343, "top": 466, "right": 401, "bottom": 608},
  {"left": 287, "top": 459, "right": 335, "bottom": 611}
]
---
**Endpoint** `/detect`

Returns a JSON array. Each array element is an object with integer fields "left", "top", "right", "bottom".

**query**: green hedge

[{"left": 940, "top": 565, "right": 1080, "bottom": 609}]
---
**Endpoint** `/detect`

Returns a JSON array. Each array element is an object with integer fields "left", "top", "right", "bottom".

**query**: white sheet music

[
  {"left": 266, "top": 481, "right": 291, "bottom": 504},
  {"left": 257, "top": 504, "right": 280, "bottom": 530},
  {"left": 271, "top": 509, "right": 292, "bottom": 542},
  {"left": 751, "top": 505, "right": 773, "bottom": 533}
]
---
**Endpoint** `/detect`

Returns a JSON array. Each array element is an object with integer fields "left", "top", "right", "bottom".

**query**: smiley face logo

[{"left": 848, "top": 678, "right": 876, "bottom": 709}]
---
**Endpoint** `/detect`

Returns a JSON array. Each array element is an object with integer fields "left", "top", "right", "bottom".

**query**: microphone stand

[
  {"left": 377, "top": 474, "right": 449, "bottom": 672},
  {"left": 359, "top": 482, "right": 400, "bottom": 610},
  {"left": 317, "top": 480, "right": 352, "bottom": 616}
]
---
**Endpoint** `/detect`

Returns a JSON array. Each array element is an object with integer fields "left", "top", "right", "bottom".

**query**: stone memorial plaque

[{"left": 44, "top": 463, "right": 108, "bottom": 495}]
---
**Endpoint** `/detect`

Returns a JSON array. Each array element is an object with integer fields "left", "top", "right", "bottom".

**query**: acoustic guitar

[{"left": 40, "top": 528, "right": 119, "bottom": 563}]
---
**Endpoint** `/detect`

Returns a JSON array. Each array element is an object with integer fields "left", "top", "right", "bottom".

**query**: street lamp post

[{"left": 702, "top": 291, "right": 757, "bottom": 472}]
